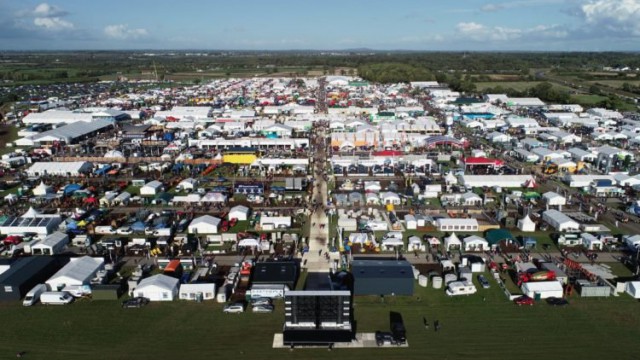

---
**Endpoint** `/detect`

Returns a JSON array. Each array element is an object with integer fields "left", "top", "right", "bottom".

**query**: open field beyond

[{"left": 0, "top": 277, "right": 638, "bottom": 360}]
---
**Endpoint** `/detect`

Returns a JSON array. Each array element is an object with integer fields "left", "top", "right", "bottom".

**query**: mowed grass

[{"left": 0, "top": 275, "right": 639, "bottom": 360}]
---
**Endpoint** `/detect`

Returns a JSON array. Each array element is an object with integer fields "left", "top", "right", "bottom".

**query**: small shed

[
  {"left": 581, "top": 233, "right": 603, "bottom": 250},
  {"left": 113, "top": 191, "right": 131, "bottom": 206},
  {"left": 134, "top": 274, "right": 179, "bottom": 301},
  {"left": 404, "top": 214, "right": 417, "bottom": 230},
  {"left": 380, "top": 192, "right": 401, "bottom": 205}
]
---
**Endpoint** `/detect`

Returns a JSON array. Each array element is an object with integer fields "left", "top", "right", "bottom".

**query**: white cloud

[
  {"left": 455, "top": 22, "right": 567, "bottom": 41},
  {"left": 32, "top": 3, "right": 67, "bottom": 17},
  {"left": 33, "top": 17, "right": 73, "bottom": 30},
  {"left": 480, "top": 0, "right": 565, "bottom": 12},
  {"left": 580, "top": 0, "right": 640, "bottom": 35},
  {"left": 104, "top": 24, "right": 148, "bottom": 39}
]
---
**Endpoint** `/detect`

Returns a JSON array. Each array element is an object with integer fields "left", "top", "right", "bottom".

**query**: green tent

[
  {"left": 523, "top": 192, "right": 540, "bottom": 200},
  {"left": 485, "top": 229, "right": 514, "bottom": 246}
]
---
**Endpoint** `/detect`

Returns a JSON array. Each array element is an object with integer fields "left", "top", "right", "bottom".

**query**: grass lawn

[
  {"left": 1, "top": 277, "right": 639, "bottom": 360},
  {"left": 570, "top": 94, "right": 607, "bottom": 104}
]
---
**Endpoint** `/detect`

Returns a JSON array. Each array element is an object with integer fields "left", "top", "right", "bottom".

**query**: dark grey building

[
  {"left": 0, "top": 256, "right": 63, "bottom": 301},
  {"left": 251, "top": 261, "right": 298, "bottom": 290},
  {"left": 351, "top": 259, "right": 414, "bottom": 296}
]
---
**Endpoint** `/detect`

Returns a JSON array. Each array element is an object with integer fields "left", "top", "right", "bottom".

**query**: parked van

[
  {"left": 23, "top": 284, "right": 48, "bottom": 306},
  {"left": 40, "top": 291, "right": 74, "bottom": 305}
]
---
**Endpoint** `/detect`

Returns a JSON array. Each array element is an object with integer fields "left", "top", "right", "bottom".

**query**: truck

[
  {"left": 389, "top": 311, "right": 407, "bottom": 345},
  {"left": 23, "top": 284, "right": 49, "bottom": 306},
  {"left": 40, "top": 291, "right": 74, "bottom": 305}
]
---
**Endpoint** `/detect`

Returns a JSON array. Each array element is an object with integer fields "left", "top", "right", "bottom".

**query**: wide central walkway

[{"left": 302, "top": 122, "right": 334, "bottom": 289}]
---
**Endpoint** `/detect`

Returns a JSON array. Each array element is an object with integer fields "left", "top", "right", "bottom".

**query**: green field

[
  {"left": 587, "top": 80, "right": 640, "bottom": 89},
  {"left": 1, "top": 275, "right": 639, "bottom": 360},
  {"left": 570, "top": 94, "right": 608, "bottom": 105},
  {"left": 474, "top": 81, "right": 575, "bottom": 93}
]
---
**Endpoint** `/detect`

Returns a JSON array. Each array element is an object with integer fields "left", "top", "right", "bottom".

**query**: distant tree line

[{"left": 358, "top": 63, "right": 434, "bottom": 83}]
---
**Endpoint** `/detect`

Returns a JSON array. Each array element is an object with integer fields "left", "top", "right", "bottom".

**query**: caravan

[{"left": 445, "top": 281, "right": 478, "bottom": 296}]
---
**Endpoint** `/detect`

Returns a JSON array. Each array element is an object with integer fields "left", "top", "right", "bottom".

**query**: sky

[{"left": 0, "top": 0, "right": 639, "bottom": 51}]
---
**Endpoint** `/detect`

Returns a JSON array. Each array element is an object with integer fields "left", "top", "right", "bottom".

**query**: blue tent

[
  {"left": 64, "top": 184, "right": 82, "bottom": 195},
  {"left": 66, "top": 219, "right": 78, "bottom": 230},
  {"left": 131, "top": 221, "right": 146, "bottom": 232}
]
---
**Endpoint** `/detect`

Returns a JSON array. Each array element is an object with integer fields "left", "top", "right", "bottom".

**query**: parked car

[
  {"left": 223, "top": 302, "right": 245, "bottom": 313},
  {"left": 546, "top": 297, "right": 569, "bottom": 306},
  {"left": 250, "top": 297, "right": 272, "bottom": 306},
  {"left": 122, "top": 297, "right": 150, "bottom": 308},
  {"left": 514, "top": 296, "right": 534, "bottom": 306},
  {"left": 116, "top": 227, "right": 133, "bottom": 235},
  {"left": 477, "top": 274, "right": 490, "bottom": 289},
  {"left": 375, "top": 331, "right": 397, "bottom": 346},
  {"left": 252, "top": 304, "right": 274, "bottom": 313}
]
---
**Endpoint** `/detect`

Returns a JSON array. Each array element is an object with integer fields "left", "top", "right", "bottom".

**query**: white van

[
  {"left": 40, "top": 291, "right": 74, "bottom": 305},
  {"left": 94, "top": 226, "right": 116, "bottom": 235},
  {"left": 445, "top": 281, "right": 478, "bottom": 296},
  {"left": 23, "top": 284, "right": 49, "bottom": 306}
]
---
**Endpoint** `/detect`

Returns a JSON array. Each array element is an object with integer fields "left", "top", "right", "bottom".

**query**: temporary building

[
  {"left": 380, "top": 192, "right": 401, "bottom": 205},
  {"left": 32, "top": 181, "right": 53, "bottom": 196},
  {"left": 26, "top": 161, "right": 93, "bottom": 177},
  {"left": 351, "top": 259, "right": 414, "bottom": 296},
  {"left": 177, "top": 178, "right": 198, "bottom": 191},
  {"left": 624, "top": 235, "right": 640, "bottom": 249},
  {"left": 542, "top": 191, "right": 566, "bottom": 207},
  {"left": 133, "top": 274, "right": 179, "bottom": 301},
  {"left": 229, "top": 205, "right": 250, "bottom": 221},
  {"left": 444, "top": 232, "right": 462, "bottom": 251},
  {"left": 259, "top": 216, "right": 291, "bottom": 230},
  {"left": 0, "top": 256, "right": 62, "bottom": 301},
  {"left": 436, "top": 218, "right": 479, "bottom": 232},
  {"left": 517, "top": 215, "right": 536, "bottom": 232},
  {"left": 408, "top": 236, "right": 424, "bottom": 251},
  {"left": 521, "top": 281, "right": 564, "bottom": 300},
  {"left": 625, "top": 281, "right": 640, "bottom": 299},
  {"left": 179, "top": 283, "right": 216, "bottom": 301},
  {"left": 46, "top": 256, "right": 104, "bottom": 291},
  {"left": 463, "top": 235, "right": 488, "bottom": 252},
  {"left": 201, "top": 192, "right": 227, "bottom": 203},
  {"left": 31, "top": 231, "right": 68, "bottom": 255},
  {"left": 542, "top": 210, "right": 579, "bottom": 232},
  {"left": 0, "top": 208, "right": 62, "bottom": 236},
  {"left": 113, "top": 192, "right": 131, "bottom": 206},
  {"left": 404, "top": 214, "right": 417, "bottom": 230},
  {"left": 140, "top": 181, "right": 163, "bottom": 196},
  {"left": 459, "top": 175, "right": 535, "bottom": 188},
  {"left": 188, "top": 215, "right": 221, "bottom": 234},
  {"left": 581, "top": 233, "right": 604, "bottom": 250}
]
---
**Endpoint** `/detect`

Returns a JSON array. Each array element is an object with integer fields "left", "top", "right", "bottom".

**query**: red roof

[
  {"left": 464, "top": 157, "right": 504, "bottom": 166},
  {"left": 373, "top": 150, "right": 404, "bottom": 157}
]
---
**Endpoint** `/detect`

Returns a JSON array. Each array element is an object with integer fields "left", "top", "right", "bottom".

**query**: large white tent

[
  {"left": 26, "top": 161, "right": 93, "bottom": 177},
  {"left": 463, "top": 235, "right": 489, "bottom": 251},
  {"left": 46, "top": 256, "right": 104, "bottom": 291},
  {"left": 229, "top": 205, "right": 250, "bottom": 221},
  {"left": 188, "top": 215, "right": 221, "bottom": 234},
  {"left": 133, "top": 274, "right": 179, "bottom": 301},
  {"left": 542, "top": 210, "right": 579, "bottom": 232}
]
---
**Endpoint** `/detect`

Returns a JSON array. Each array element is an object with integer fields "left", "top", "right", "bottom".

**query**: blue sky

[{"left": 0, "top": 0, "right": 639, "bottom": 50}]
